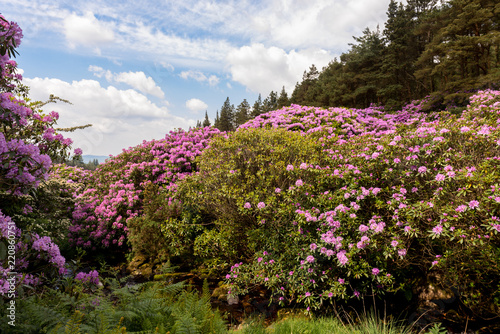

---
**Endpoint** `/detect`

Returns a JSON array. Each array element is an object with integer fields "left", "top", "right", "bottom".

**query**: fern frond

[
  {"left": 64, "top": 310, "right": 84, "bottom": 334},
  {"left": 171, "top": 314, "right": 200, "bottom": 334}
]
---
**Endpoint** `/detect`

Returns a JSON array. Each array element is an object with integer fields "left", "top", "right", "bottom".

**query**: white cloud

[
  {"left": 88, "top": 66, "right": 165, "bottom": 98},
  {"left": 185, "top": 98, "right": 208, "bottom": 113},
  {"left": 23, "top": 76, "right": 194, "bottom": 156},
  {"left": 88, "top": 65, "right": 114, "bottom": 82},
  {"left": 226, "top": 43, "right": 334, "bottom": 96},
  {"left": 179, "top": 70, "right": 220, "bottom": 86},
  {"left": 114, "top": 71, "right": 165, "bottom": 99},
  {"left": 3, "top": 0, "right": 391, "bottom": 64},
  {"left": 63, "top": 11, "right": 115, "bottom": 49},
  {"left": 247, "top": 0, "right": 388, "bottom": 50}
]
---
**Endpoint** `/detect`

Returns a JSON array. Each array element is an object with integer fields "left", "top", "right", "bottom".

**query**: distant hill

[{"left": 82, "top": 155, "right": 109, "bottom": 164}]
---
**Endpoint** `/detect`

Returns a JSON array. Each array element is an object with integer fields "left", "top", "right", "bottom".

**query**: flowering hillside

[
  {"left": 4, "top": 11, "right": 500, "bottom": 333},
  {"left": 238, "top": 100, "right": 434, "bottom": 137},
  {"left": 167, "top": 90, "right": 500, "bottom": 318},
  {"left": 67, "top": 127, "right": 222, "bottom": 250}
]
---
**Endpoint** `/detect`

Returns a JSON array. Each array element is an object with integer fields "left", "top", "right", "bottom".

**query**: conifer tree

[
  {"left": 277, "top": 86, "right": 290, "bottom": 108},
  {"left": 234, "top": 99, "right": 251, "bottom": 127},
  {"left": 218, "top": 97, "right": 234, "bottom": 131},
  {"left": 290, "top": 65, "right": 321, "bottom": 106},
  {"left": 251, "top": 94, "right": 263, "bottom": 118},
  {"left": 416, "top": 0, "right": 500, "bottom": 104},
  {"left": 214, "top": 110, "right": 220, "bottom": 130},
  {"left": 262, "top": 91, "right": 278, "bottom": 112},
  {"left": 202, "top": 111, "right": 211, "bottom": 127},
  {"left": 339, "top": 27, "right": 385, "bottom": 108}
]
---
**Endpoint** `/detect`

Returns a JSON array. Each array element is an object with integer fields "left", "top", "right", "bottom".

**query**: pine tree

[
  {"left": 262, "top": 91, "right": 278, "bottom": 112},
  {"left": 214, "top": 110, "right": 220, "bottom": 130},
  {"left": 218, "top": 97, "right": 235, "bottom": 131},
  {"left": 416, "top": 0, "right": 500, "bottom": 105},
  {"left": 290, "top": 65, "right": 321, "bottom": 106},
  {"left": 234, "top": 99, "right": 251, "bottom": 127},
  {"left": 277, "top": 86, "right": 290, "bottom": 108},
  {"left": 339, "top": 27, "right": 386, "bottom": 108},
  {"left": 202, "top": 111, "right": 211, "bottom": 127},
  {"left": 251, "top": 94, "right": 263, "bottom": 118},
  {"left": 379, "top": 0, "right": 417, "bottom": 109}
]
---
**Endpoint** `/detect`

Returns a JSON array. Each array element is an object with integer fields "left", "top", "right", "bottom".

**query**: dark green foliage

[
  {"left": 171, "top": 128, "right": 325, "bottom": 263},
  {"left": 289, "top": 0, "right": 500, "bottom": 111},
  {"left": 277, "top": 86, "right": 289, "bottom": 108},
  {"left": 251, "top": 94, "right": 263, "bottom": 118},
  {"left": 127, "top": 183, "right": 184, "bottom": 261},
  {"left": 262, "top": 91, "right": 278, "bottom": 113},
  {"left": 0, "top": 278, "right": 226, "bottom": 334},
  {"left": 290, "top": 64, "right": 321, "bottom": 106},
  {"left": 217, "top": 97, "right": 235, "bottom": 132},
  {"left": 234, "top": 99, "right": 251, "bottom": 128},
  {"left": 202, "top": 111, "right": 211, "bottom": 127},
  {"left": 415, "top": 0, "right": 500, "bottom": 104}
]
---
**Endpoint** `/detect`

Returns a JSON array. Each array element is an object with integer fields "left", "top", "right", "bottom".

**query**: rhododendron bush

[
  {"left": 160, "top": 92, "right": 500, "bottom": 317},
  {"left": 1, "top": 15, "right": 82, "bottom": 294},
  {"left": 68, "top": 127, "right": 222, "bottom": 252}
]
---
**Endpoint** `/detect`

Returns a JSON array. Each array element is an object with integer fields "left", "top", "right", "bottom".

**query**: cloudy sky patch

[{"left": 2, "top": 0, "right": 393, "bottom": 155}]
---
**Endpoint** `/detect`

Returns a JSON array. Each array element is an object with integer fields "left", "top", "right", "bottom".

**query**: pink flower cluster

[
  {"left": 75, "top": 270, "right": 100, "bottom": 285},
  {"left": 68, "top": 127, "right": 222, "bottom": 249},
  {"left": 0, "top": 210, "right": 66, "bottom": 293},
  {"left": 225, "top": 89, "right": 500, "bottom": 308}
]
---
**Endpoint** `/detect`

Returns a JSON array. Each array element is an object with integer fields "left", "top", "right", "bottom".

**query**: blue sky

[{"left": 2, "top": 0, "right": 392, "bottom": 156}]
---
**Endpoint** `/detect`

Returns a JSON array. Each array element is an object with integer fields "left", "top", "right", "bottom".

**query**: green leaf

[{"left": 0, "top": 240, "right": 7, "bottom": 260}]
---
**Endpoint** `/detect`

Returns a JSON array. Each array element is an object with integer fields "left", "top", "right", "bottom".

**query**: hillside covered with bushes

[{"left": 2, "top": 6, "right": 500, "bottom": 334}]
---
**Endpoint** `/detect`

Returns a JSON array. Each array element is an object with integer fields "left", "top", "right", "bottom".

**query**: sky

[{"left": 2, "top": 0, "right": 393, "bottom": 157}]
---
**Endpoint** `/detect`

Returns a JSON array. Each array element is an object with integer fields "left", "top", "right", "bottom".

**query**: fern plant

[
  {"left": 424, "top": 323, "right": 448, "bottom": 334},
  {"left": 1, "top": 275, "right": 227, "bottom": 334}
]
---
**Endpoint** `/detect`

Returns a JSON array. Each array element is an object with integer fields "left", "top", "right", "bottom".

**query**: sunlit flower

[{"left": 469, "top": 200, "right": 479, "bottom": 209}]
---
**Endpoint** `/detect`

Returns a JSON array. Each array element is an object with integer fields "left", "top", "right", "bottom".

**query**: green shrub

[
  {"left": 172, "top": 127, "right": 326, "bottom": 264},
  {"left": 162, "top": 91, "right": 500, "bottom": 319}
]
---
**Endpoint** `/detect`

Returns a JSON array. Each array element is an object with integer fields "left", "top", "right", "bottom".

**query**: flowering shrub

[
  {"left": 1, "top": 209, "right": 66, "bottom": 295},
  {"left": 1, "top": 15, "right": 79, "bottom": 296},
  {"left": 238, "top": 103, "right": 430, "bottom": 139},
  {"left": 75, "top": 269, "right": 100, "bottom": 286},
  {"left": 164, "top": 92, "right": 500, "bottom": 317},
  {"left": 68, "top": 127, "right": 222, "bottom": 251},
  {"left": 171, "top": 128, "right": 325, "bottom": 262}
]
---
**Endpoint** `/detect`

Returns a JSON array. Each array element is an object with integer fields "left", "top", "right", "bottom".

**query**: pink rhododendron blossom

[
  {"left": 469, "top": 200, "right": 479, "bottom": 209},
  {"left": 75, "top": 270, "right": 100, "bottom": 285},
  {"left": 435, "top": 173, "right": 445, "bottom": 181},
  {"left": 359, "top": 224, "right": 369, "bottom": 233},
  {"left": 432, "top": 225, "right": 443, "bottom": 235}
]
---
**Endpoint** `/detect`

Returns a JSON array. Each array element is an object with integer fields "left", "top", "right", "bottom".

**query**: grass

[{"left": 230, "top": 309, "right": 419, "bottom": 334}]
